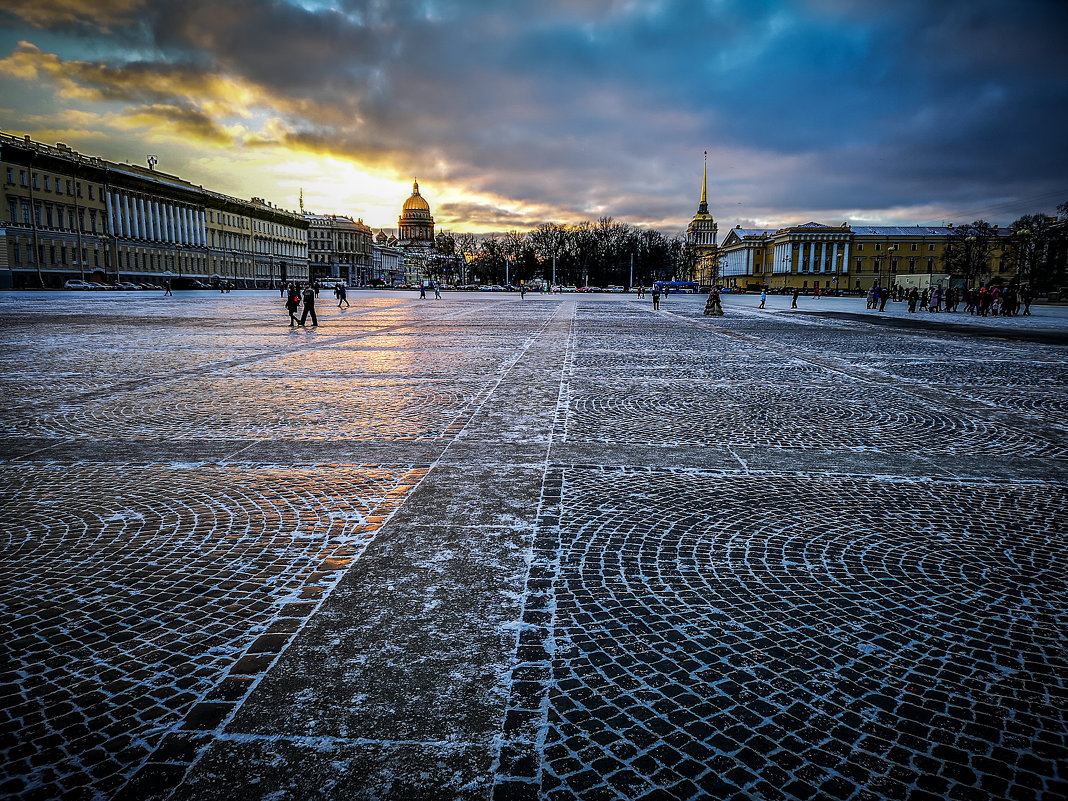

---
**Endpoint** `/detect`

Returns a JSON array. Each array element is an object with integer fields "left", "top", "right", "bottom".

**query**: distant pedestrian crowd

[{"left": 877, "top": 283, "right": 1034, "bottom": 317}]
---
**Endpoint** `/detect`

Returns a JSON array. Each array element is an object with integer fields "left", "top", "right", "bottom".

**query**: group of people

[
  {"left": 902, "top": 284, "right": 1034, "bottom": 316},
  {"left": 283, "top": 282, "right": 319, "bottom": 327}
]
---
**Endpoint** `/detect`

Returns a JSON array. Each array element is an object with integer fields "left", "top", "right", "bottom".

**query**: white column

[
  {"left": 832, "top": 242, "right": 839, "bottom": 276},
  {"left": 167, "top": 204, "right": 176, "bottom": 242},
  {"left": 745, "top": 247, "right": 751, "bottom": 276},
  {"left": 199, "top": 210, "right": 206, "bottom": 246},
  {"left": 106, "top": 191, "right": 116, "bottom": 235},
  {"left": 808, "top": 241, "right": 815, "bottom": 273},
  {"left": 121, "top": 194, "right": 131, "bottom": 237},
  {"left": 137, "top": 197, "right": 147, "bottom": 239},
  {"left": 843, "top": 242, "right": 851, "bottom": 273},
  {"left": 820, "top": 241, "right": 827, "bottom": 273}
]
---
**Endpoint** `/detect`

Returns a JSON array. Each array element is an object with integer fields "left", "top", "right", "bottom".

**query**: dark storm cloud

[{"left": 4, "top": 0, "right": 1067, "bottom": 227}]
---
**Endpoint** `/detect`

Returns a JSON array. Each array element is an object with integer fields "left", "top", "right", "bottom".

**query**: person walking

[
  {"left": 878, "top": 286, "right": 889, "bottom": 312},
  {"left": 791, "top": 287, "right": 799, "bottom": 308},
  {"left": 434, "top": 282, "right": 442, "bottom": 299},
  {"left": 652, "top": 284, "right": 661, "bottom": 310},
  {"left": 337, "top": 283, "right": 349, "bottom": 308},
  {"left": 164, "top": 279, "right": 173, "bottom": 296},
  {"left": 299, "top": 283, "right": 318, "bottom": 326},
  {"left": 813, "top": 284, "right": 820, "bottom": 300},
  {"left": 759, "top": 288, "right": 767, "bottom": 309},
  {"left": 907, "top": 287, "right": 919, "bottom": 313},
  {"left": 419, "top": 282, "right": 426, "bottom": 299},
  {"left": 1022, "top": 284, "right": 1034, "bottom": 316},
  {"left": 286, "top": 286, "right": 301, "bottom": 326}
]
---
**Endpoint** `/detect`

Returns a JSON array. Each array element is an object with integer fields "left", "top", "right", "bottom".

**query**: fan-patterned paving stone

[
  {"left": 564, "top": 377, "right": 1068, "bottom": 457},
  {"left": 14, "top": 377, "right": 481, "bottom": 441},
  {"left": 873, "top": 359, "right": 1068, "bottom": 388},
  {"left": 569, "top": 352, "right": 827, "bottom": 382},
  {"left": 539, "top": 467, "right": 1068, "bottom": 801},
  {"left": 0, "top": 462, "right": 424, "bottom": 801},
  {"left": 257, "top": 344, "right": 518, "bottom": 380}
]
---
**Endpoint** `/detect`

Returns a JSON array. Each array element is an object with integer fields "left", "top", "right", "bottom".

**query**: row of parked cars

[{"left": 64, "top": 280, "right": 163, "bottom": 290}]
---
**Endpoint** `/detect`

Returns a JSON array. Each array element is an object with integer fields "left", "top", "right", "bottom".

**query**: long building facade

[
  {"left": 1, "top": 132, "right": 308, "bottom": 289},
  {"left": 719, "top": 222, "right": 1014, "bottom": 292},
  {"left": 305, "top": 213, "right": 373, "bottom": 284}
]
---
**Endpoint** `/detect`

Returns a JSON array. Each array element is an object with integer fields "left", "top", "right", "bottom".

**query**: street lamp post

[{"left": 884, "top": 244, "right": 898, "bottom": 297}]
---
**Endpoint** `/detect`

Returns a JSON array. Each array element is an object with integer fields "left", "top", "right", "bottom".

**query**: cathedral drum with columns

[{"left": 398, "top": 178, "right": 435, "bottom": 246}]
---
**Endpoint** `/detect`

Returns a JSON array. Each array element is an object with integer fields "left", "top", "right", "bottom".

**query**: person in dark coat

[
  {"left": 299, "top": 284, "right": 318, "bottom": 326},
  {"left": 791, "top": 287, "right": 799, "bottom": 308},
  {"left": 337, "top": 284, "right": 349, "bottom": 307},
  {"left": 285, "top": 287, "right": 301, "bottom": 326}
]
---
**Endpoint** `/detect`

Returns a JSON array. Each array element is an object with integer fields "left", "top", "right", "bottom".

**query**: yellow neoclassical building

[
  {"left": 718, "top": 222, "right": 1014, "bottom": 293},
  {"left": 1, "top": 132, "right": 309, "bottom": 289}
]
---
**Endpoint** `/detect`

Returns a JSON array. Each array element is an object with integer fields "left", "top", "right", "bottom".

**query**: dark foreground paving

[{"left": 1, "top": 290, "right": 1065, "bottom": 801}]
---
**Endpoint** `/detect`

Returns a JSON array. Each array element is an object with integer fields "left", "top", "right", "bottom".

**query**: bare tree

[{"left": 943, "top": 220, "right": 997, "bottom": 287}]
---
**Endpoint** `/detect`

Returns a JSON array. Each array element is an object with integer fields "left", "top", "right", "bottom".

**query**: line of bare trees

[
  {"left": 942, "top": 202, "right": 1067, "bottom": 290},
  {"left": 433, "top": 217, "right": 700, "bottom": 288}
]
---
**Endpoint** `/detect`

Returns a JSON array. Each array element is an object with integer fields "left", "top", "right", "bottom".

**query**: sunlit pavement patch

[{"left": 0, "top": 290, "right": 1066, "bottom": 801}]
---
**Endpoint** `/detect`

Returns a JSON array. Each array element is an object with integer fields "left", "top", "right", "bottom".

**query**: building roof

[{"left": 850, "top": 226, "right": 954, "bottom": 236}]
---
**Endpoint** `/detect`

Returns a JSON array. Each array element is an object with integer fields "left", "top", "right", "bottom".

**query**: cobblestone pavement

[{"left": 1, "top": 290, "right": 1065, "bottom": 801}]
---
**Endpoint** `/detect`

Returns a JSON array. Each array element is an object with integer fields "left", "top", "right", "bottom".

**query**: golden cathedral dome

[{"left": 402, "top": 179, "right": 431, "bottom": 213}]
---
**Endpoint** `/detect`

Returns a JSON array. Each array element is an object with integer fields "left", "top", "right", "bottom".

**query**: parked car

[
  {"left": 63, "top": 279, "right": 92, "bottom": 290},
  {"left": 117, "top": 282, "right": 142, "bottom": 290},
  {"left": 605, "top": 285, "right": 624, "bottom": 293},
  {"left": 87, "top": 282, "right": 111, "bottom": 290}
]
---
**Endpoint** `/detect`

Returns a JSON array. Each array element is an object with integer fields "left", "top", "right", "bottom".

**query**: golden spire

[{"left": 697, "top": 151, "right": 709, "bottom": 215}]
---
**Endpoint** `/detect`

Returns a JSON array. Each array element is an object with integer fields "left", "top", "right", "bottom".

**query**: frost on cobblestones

[{"left": 1, "top": 291, "right": 1066, "bottom": 801}]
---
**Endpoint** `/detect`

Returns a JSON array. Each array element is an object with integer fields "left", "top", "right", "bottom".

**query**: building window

[
  {"left": 66, "top": 180, "right": 73, "bottom": 195},
  {"left": 88, "top": 185, "right": 94, "bottom": 200},
  {"left": 19, "top": 170, "right": 27, "bottom": 187},
  {"left": 911, "top": 242, "right": 918, "bottom": 251},
  {"left": 874, "top": 243, "right": 882, "bottom": 251},
  {"left": 43, "top": 176, "right": 51, "bottom": 191},
  {"left": 857, "top": 243, "right": 864, "bottom": 251},
  {"left": 12, "top": 243, "right": 20, "bottom": 265},
  {"left": 32, "top": 173, "right": 39, "bottom": 189},
  {"left": 45, "top": 205, "right": 54, "bottom": 228},
  {"left": 8, "top": 199, "right": 16, "bottom": 222},
  {"left": 855, "top": 258, "right": 863, "bottom": 271},
  {"left": 928, "top": 244, "right": 935, "bottom": 252},
  {"left": 76, "top": 182, "right": 82, "bottom": 198},
  {"left": 5, "top": 167, "right": 12, "bottom": 184}
]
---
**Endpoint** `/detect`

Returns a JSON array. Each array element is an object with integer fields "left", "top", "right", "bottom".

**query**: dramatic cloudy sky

[{"left": 1, "top": 0, "right": 1066, "bottom": 233}]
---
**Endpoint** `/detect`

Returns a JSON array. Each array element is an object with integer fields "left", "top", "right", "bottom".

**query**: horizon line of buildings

[
  {"left": 683, "top": 158, "right": 1064, "bottom": 292},
  {"left": 0, "top": 132, "right": 442, "bottom": 289}
]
